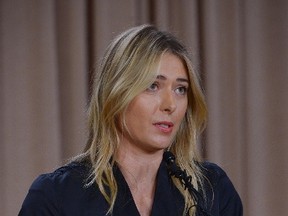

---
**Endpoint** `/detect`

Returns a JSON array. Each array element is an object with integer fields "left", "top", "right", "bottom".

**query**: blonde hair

[{"left": 81, "top": 24, "right": 207, "bottom": 215}]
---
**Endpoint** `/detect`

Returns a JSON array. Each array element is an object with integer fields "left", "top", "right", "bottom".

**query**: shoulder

[
  {"left": 201, "top": 162, "right": 230, "bottom": 186},
  {"left": 30, "top": 161, "right": 90, "bottom": 193},
  {"left": 19, "top": 162, "right": 94, "bottom": 215},
  {"left": 200, "top": 162, "right": 243, "bottom": 216}
]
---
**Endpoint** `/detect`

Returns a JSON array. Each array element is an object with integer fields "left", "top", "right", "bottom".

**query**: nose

[{"left": 160, "top": 90, "right": 176, "bottom": 114}]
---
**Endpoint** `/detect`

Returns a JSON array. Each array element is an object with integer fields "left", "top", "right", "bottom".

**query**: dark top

[{"left": 19, "top": 160, "right": 243, "bottom": 216}]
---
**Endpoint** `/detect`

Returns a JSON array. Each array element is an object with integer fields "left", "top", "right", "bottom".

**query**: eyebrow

[{"left": 156, "top": 75, "right": 189, "bottom": 84}]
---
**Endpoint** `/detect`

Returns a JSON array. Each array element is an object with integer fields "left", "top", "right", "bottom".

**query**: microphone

[
  {"left": 163, "top": 151, "right": 175, "bottom": 165},
  {"left": 163, "top": 151, "right": 211, "bottom": 216}
]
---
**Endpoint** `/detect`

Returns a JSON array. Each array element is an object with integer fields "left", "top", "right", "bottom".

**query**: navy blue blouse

[{"left": 19, "top": 160, "right": 243, "bottom": 216}]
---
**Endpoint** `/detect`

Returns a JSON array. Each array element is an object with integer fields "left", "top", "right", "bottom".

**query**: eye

[
  {"left": 146, "top": 82, "right": 159, "bottom": 92},
  {"left": 175, "top": 86, "right": 188, "bottom": 95}
]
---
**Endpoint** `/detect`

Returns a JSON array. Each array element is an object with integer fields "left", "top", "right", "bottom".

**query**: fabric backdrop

[{"left": 1, "top": 0, "right": 287, "bottom": 216}]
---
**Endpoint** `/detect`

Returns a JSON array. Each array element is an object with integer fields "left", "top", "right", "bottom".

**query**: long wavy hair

[{"left": 79, "top": 24, "right": 207, "bottom": 215}]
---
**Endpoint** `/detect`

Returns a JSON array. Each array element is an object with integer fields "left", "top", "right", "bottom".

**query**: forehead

[{"left": 156, "top": 53, "right": 188, "bottom": 79}]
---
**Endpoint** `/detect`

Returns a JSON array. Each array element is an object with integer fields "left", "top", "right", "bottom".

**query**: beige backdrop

[{"left": 1, "top": 0, "right": 288, "bottom": 216}]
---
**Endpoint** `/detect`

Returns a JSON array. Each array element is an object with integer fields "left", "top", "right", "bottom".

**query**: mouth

[{"left": 153, "top": 121, "right": 174, "bottom": 133}]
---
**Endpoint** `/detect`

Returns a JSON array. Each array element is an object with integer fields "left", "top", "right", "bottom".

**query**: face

[{"left": 119, "top": 53, "right": 189, "bottom": 154}]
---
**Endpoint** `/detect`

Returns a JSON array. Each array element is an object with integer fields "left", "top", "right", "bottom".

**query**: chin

[
  {"left": 141, "top": 144, "right": 167, "bottom": 154},
  {"left": 151, "top": 143, "right": 171, "bottom": 152}
]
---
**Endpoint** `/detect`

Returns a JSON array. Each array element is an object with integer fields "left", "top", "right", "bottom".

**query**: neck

[
  {"left": 115, "top": 147, "right": 163, "bottom": 189},
  {"left": 115, "top": 146, "right": 164, "bottom": 216}
]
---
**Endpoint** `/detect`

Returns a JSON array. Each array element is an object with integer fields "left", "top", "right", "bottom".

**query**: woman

[{"left": 19, "top": 25, "right": 243, "bottom": 216}]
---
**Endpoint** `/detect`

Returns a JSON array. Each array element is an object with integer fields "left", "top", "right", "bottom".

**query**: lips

[{"left": 153, "top": 121, "right": 174, "bottom": 133}]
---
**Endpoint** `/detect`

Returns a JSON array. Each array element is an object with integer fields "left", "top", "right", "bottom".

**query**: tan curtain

[
  {"left": 1, "top": 0, "right": 88, "bottom": 215},
  {"left": 202, "top": 1, "right": 288, "bottom": 215},
  {"left": 1, "top": 0, "right": 287, "bottom": 216}
]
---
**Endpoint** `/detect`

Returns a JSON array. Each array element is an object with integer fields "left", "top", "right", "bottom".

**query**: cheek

[
  {"left": 174, "top": 104, "right": 188, "bottom": 127},
  {"left": 125, "top": 98, "right": 152, "bottom": 125},
  {"left": 128, "top": 95, "right": 159, "bottom": 116},
  {"left": 178, "top": 100, "right": 188, "bottom": 117}
]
